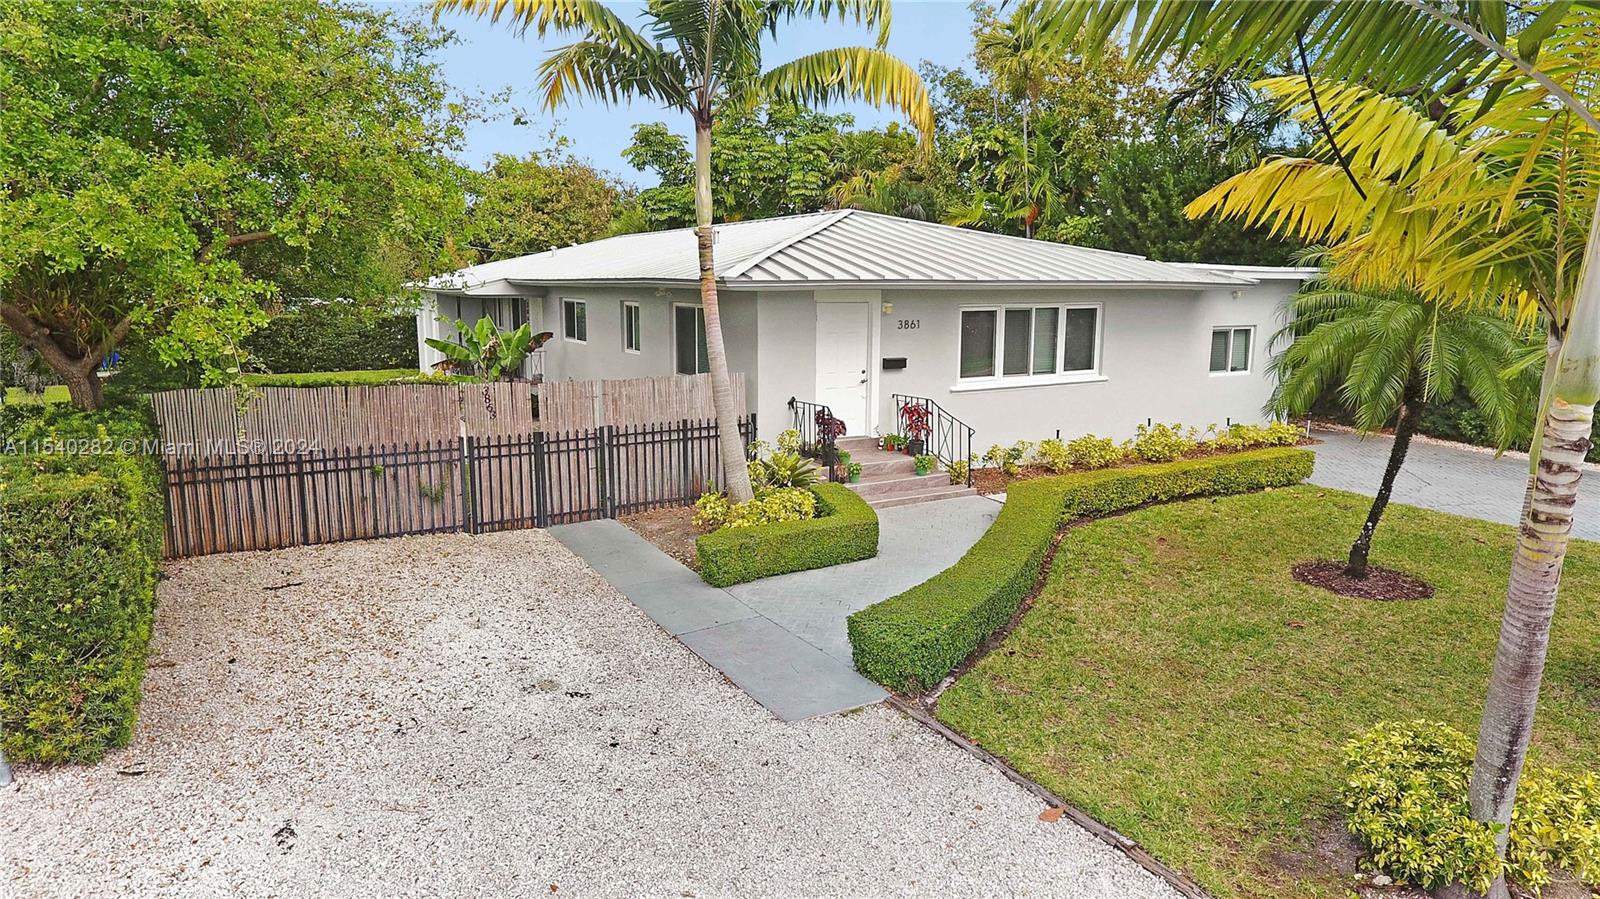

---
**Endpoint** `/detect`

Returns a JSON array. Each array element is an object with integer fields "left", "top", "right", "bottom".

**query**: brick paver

[{"left": 1307, "top": 429, "right": 1598, "bottom": 542}]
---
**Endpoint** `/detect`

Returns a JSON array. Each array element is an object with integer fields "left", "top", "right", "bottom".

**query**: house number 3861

[{"left": 896, "top": 319, "right": 920, "bottom": 330}]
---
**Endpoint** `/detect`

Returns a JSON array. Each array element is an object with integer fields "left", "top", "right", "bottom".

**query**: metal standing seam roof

[{"left": 424, "top": 208, "right": 1257, "bottom": 294}]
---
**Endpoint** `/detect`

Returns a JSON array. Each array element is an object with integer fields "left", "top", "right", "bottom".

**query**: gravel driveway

[{"left": 2, "top": 530, "right": 1177, "bottom": 899}]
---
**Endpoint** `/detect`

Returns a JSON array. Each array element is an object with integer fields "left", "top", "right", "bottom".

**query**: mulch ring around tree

[{"left": 1292, "top": 560, "right": 1435, "bottom": 601}]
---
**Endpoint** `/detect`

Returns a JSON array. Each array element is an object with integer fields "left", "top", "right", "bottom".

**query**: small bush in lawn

[
  {"left": 1036, "top": 438, "right": 1072, "bottom": 473},
  {"left": 1342, "top": 719, "right": 1600, "bottom": 895},
  {"left": 1064, "top": 434, "right": 1123, "bottom": 469},
  {"left": 1126, "top": 422, "right": 1199, "bottom": 463}
]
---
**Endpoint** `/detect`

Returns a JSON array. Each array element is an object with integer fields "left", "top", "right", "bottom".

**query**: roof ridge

[
  {"left": 719, "top": 208, "right": 854, "bottom": 280},
  {"left": 842, "top": 208, "right": 1161, "bottom": 264}
]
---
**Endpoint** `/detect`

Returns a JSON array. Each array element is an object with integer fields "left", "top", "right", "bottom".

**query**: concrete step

[
  {"left": 850, "top": 455, "right": 915, "bottom": 476},
  {"left": 836, "top": 436, "right": 883, "bottom": 454},
  {"left": 867, "top": 486, "right": 981, "bottom": 509},
  {"left": 847, "top": 471, "right": 957, "bottom": 500}
]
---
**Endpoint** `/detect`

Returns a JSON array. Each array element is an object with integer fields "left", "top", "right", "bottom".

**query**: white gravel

[{"left": 2, "top": 530, "right": 1178, "bottom": 899}]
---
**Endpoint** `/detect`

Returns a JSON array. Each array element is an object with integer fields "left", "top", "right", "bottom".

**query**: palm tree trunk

[
  {"left": 1462, "top": 203, "right": 1600, "bottom": 899},
  {"left": 693, "top": 116, "right": 756, "bottom": 502},
  {"left": 1021, "top": 99, "right": 1032, "bottom": 239},
  {"left": 1346, "top": 379, "right": 1424, "bottom": 579}
]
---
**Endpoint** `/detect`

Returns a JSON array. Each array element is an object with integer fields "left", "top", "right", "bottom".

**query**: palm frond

[{"left": 759, "top": 46, "right": 933, "bottom": 143}]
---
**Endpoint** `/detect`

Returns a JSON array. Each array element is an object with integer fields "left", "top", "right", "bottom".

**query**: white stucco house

[{"left": 416, "top": 209, "right": 1314, "bottom": 446}]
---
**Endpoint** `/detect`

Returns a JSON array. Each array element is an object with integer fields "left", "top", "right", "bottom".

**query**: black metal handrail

[
  {"left": 892, "top": 393, "right": 975, "bottom": 487},
  {"left": 786, "top": 396, "right": 843, "bottom": 482}
]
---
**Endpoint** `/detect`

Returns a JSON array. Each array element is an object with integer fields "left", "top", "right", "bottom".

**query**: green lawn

[
  {"left": 935, "top": 486, "right": 1600, "bottom": 899},
  {"left": 3, "top": 385, "right": 70, "bottom": 404}
]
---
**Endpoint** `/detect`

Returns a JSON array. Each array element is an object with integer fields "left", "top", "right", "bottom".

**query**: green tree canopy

[
  {"left": 458, "top": 148, "right": 627, "bottom": 262},
  {"left": 0, "top": 0, "right": 467, "bottom": 407},
  {"left": 618, "top": 104, "right": 920, "bottom": 230}
]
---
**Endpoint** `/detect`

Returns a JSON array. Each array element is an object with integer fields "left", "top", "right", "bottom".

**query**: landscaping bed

[
  {"left": 696, "top": 482, "right": 878, "bottom": 587},
  {"left": 933, "top": 487, "right": 1600, "bottom": 899},
  {"left": 619, "top": 505, "right": 701, "bottom": 571}
]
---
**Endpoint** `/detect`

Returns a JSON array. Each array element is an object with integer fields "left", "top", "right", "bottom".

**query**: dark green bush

[
  {"left": 696, "top": 483, "right": 878, "bottom": 587},
  {"left": 1, "top": 405, "right": 165, "bottom": 763},
  {"left": 244, "top": 302, "right": 418, "bottom": 373},
  {"left": 847, "top": 448, "right": 1315, "bottom": 692}
]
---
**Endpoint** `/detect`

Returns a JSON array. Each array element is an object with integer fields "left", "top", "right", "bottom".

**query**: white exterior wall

[
  {"left": 868, "top": 284, "right": 1294, "bottom": 446},
  {"left": 416, "top": 293, "right": 544, "bottom": 377}
]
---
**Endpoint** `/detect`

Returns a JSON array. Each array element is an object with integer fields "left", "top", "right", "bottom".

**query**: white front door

[{"left": 815, "top": 301, "right": 871, "bottom": 435}]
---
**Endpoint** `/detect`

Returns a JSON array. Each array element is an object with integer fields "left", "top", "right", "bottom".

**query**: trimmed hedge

[
  {"left": 847, "top": 447, "right": 1315, "bottom": 693},
  {"left": 696, "top": 483, "right": 879, "bottom": 587},
  {"left": 1, "top": 404, "right": 165, "bottom": 763}
]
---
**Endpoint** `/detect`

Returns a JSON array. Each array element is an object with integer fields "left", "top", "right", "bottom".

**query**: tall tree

[
  {"left": 0, "top": 0, "right": 466, "bottom": 408},
  {"left": 438, "top": 0, "right": 932, "bottom": 502},
  {"left": 459, "top": 149, "right": 626, "bottom": 263},
  {"left": 1270, "top": 278, "right": 1539, "bottom": 578},
  {"left": 1045, "top": 3, "right": 1600, "bottom": 893}
]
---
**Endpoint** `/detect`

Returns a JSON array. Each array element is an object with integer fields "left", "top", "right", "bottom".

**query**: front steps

[{"left": 833, "top": 437, "right": 980, "bottom": 509}]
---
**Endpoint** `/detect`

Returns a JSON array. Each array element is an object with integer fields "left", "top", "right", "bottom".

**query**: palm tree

[
  {"left": 976, "top": 2, "right": 1052, "bottom": 237},
  {"left": 1040, "top": 4, "right": 1600, "bottom": 893},
  {"left": 437, "top": 0, "right": 932, "bottom": 502},
  {"left": 1270, "top": 279, "right": 1539, "bottom": 579}
]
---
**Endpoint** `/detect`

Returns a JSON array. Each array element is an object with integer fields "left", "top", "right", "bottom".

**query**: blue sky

[{"left": 419, "top": 1, "right": 982, "bottom": 187}]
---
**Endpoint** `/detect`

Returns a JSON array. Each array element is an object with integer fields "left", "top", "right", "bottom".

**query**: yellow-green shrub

[
  {"left": 1064, "top": 434, "right": 1123, "bottom": 469},
  {"left": 1209, "top": 420, "right": 1304, "bottom": 451},
  {"left": 1035, "top": 438, "right": 1072, "bottom": 473},
  {"left": 1126, "top": 422, "right": 1200, "bottom": 463},
  {"left": 1342, "top": 720, "right": 1600, "bottom": 895}
]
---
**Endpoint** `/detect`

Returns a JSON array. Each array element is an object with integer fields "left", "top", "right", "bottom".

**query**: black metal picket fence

[{"left": 163, "top": 416, "right": 754, "bottom": 558}]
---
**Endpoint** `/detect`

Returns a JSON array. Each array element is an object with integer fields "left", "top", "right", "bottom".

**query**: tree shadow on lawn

[{"left": 932, "top": 486, "right": 1600, "bottom": 899}]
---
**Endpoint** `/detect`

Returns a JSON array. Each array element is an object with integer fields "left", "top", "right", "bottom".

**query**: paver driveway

[
  {"left": 1, "top": 530, "right": 1177, "bottom": 899},
  {"left": 1308, "top": 429, "right": 1599, "bottom": 542}
]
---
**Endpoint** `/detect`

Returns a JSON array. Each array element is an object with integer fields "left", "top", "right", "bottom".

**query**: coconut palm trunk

[
  {"left": 1464, "top": 204, "right": 1600, "bottom": 899},
  {"left": 1346, "top": 377, "right": 1425, "bottom": 578},
  {"left": 693, "top": 111, "right": 756, "bottom": 503}
]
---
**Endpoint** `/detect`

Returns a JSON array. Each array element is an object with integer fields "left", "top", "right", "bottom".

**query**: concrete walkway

[
  {"left": 550, "top": 520, "right": 886, "bottom": 720},
  {"left": 551, "top": 493, "right": 1000, "bottom": 719},
  {"left": 727, "top": 493, "right": 999, "bottom": 665},
  {"left": 1308, "top": 429, "right": 1599, "bottom": 542}
]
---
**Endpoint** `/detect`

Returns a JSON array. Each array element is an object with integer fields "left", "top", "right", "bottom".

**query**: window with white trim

[
  {"left": 622, "top": 301, "right": 642, "bottom": 353},
  {"left": 1210, "top": 326, "right": 1252, "bottom": 373},
  {"left": 673, "top": 304, "right": 709, "bottom": 375},
  {"left": 959, "top": 304, "right": 1099, "bottom": 382},
  {"left": 562, "top": 299, "right": 587, "bottom": 343}
]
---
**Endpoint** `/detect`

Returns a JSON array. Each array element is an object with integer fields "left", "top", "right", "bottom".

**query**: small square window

[
  {"left": 622, "top": 302, "right": 641, "bottom": 353},
  {"left": 563, "top": 299, "right": 587, "bottom": 343},
  {"left": 1210, "top": 327, "right": 1252, "bottom": 373}
]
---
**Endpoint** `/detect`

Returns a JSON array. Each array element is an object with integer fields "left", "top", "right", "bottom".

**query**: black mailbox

[{"left": 881, "top": 357, "right": 908, "bottom": 370}]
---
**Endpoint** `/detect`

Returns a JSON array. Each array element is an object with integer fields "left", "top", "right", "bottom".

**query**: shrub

[
  {"left": 947, "top": 458, "right": 970, "bottom": 485},
  {"left": 1342, "top": 720, "right": 1600, "bottom": 894},
  {"left": 775, "top": 428, "right": 802, "bottom": 454},
  {"left": 1, "top": 406, "right": 165, "bottom": 763},
  {"left": 692, "top": 490, "right": 732, "bottom": 529},
  {"left": 1209, "top": 420, "right": 1304, "bottom": 452},
  {"left": 1126, "top": 422, "right": 1200, "bottom": 463},
  {"left": 982, "top": 442, "right": 1029, "bottom": 476},
  {"left": 724, "top": 487, "right": 817, "bottom": 528},
  {"left": 697, "top": 483, "right": 878, "bottom": 587},
  {"left": 1036, "top": 438, "right": 1072, "bottom": 473},
  {"left": 751, "top": 451, "right": 820, "bottom": 490},
  {"left": 846, "top": 448, "right": 1315, "bottom": 692},
  {"left": 244, "top": 301, "right": 418, "bottom": 373},
  {"left": 1064, "top": 434, "right": 1123, "bottom": 469}
]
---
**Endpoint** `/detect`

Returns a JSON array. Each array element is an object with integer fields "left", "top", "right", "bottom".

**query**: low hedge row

[
  {"left": 696, "top": 483, "right": 879, "bottom": 587},
  {"left": 846, "top": 447, "right": 1315, "bottom": 693},
  {"left": 1, "top": 404, "right": 165, "bottom": 763}
]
